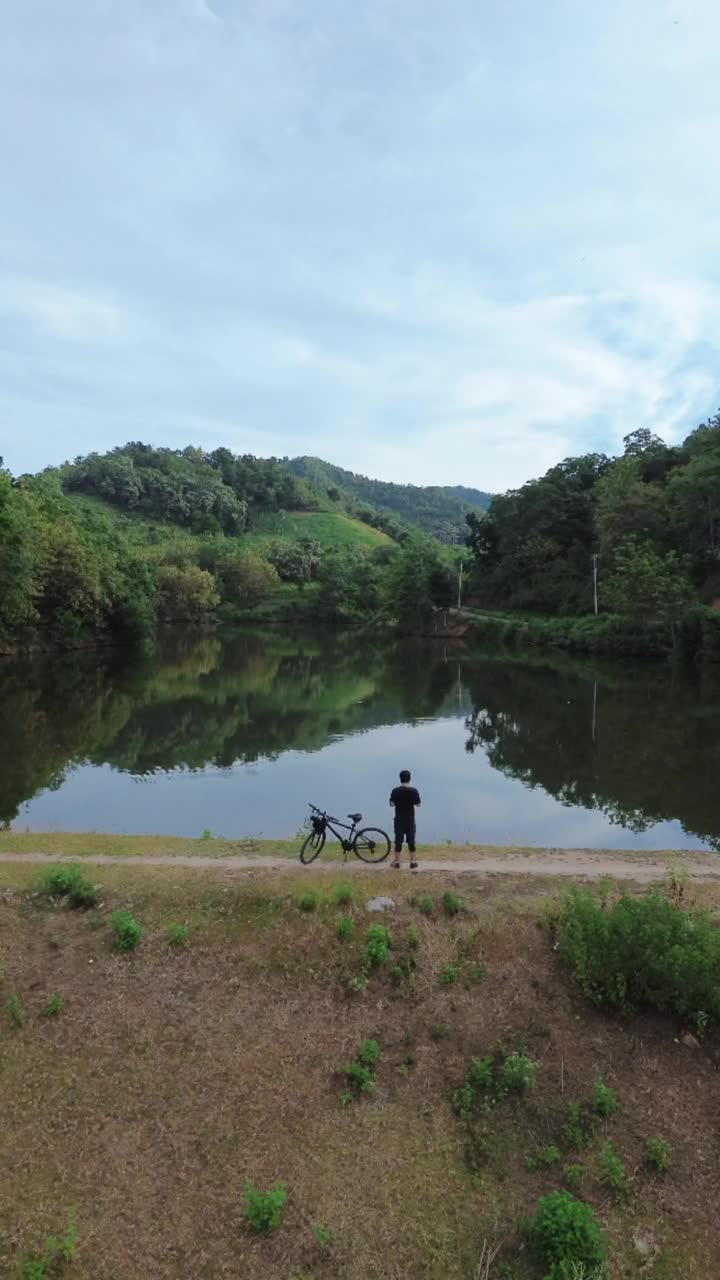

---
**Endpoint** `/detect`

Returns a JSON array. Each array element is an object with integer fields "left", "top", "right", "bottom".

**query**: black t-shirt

[{"left": 390, "top": 785, "right": 421, "bottom": 816}]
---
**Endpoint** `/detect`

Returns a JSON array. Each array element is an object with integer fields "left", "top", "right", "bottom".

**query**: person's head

[{"left": 399, "top": 769, "right": 411, "bottom": 784}]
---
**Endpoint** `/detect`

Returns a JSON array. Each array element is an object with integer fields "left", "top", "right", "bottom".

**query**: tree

[
  {"left": 602, "top": 537, "right": 692, "bottom": 633},
  {"left": 215, "top": 552, "right": 279, "bottom": 607},
  {"left": 623, "top": 428, "right": 666, "bottom": 457},
  {"left": 155, "top": 565, "right": 220, "bottom": 621}
]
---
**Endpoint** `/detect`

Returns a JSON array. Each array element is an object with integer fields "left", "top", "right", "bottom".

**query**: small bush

[
  {"left": 599, "top": 1140, "right": 628, "bottom": 1198},
  {"left": 312, "top": 1223, "right": 334, "bottom": 1249},
  {"left": 347, "top": 973, "right": 368, "bottom": 994},
  {"left": 298, "top": 891, "right": 318, "bottom": 913},
  {"left": 37, "top": 863, "right": 97, "bottom": 909},
  {"left": 525, "top": 1190, "right": 607, "bottom": 1280},
  {"left": 563, "top": 1164, "right": 583, "bottom": 1192},
  {"left": 111, "top": 909, "right": 143, "bottom": 952},
  {"left": 166, "top": 923, "right": 188, "bottom": 947},
  {"left": 440, "top": 961, "right": 462, "bottom": 986},
  {"left": 243, "top": 1180, "right": 287, "bottom": 1234},
  {"left": 591, "top": 1077, "right": 618, "bottom": 1118},
  {"left": 555, "top": 884, "right": 720, "bottom": 1028},
  {"left": 430, "top": 1023, "right": 449, "bottom": 1041},
  {"left": 645, "top": 1136, "right": 671, "bottom": 1174},
  {"left": 43, "top": 995, "right": 64, "bottom": 1017},
  {"left": 497, "top": 1051, "right": 538, "bottom": 1096},
  {"left": 341, "top": 1039, "right": 381, "bottom": 1102},
  {"left": 527, "top": 1145, "right": 562, "bottom": 1172},
  {"left": 336, "top": 914, "right": 354, "bottom": 941},
  {"left": 562, "top": 1102, "right": 596, "bottom": 1152},
  {"left": 20, "top": 1216, "right": 78, "bottom": 1279},
  {"left": 418, "top": 895, "right": 434, "bottom": 916},
  {"left": 332, "top": 883, "right": 353, "bottom": 906},
  {"left": 7, "top": 992, "right": 23, "bottom": 1028},
  {"left": 407, "top": 921, "right": 420, "bottom": 950},
  {"left": 442, "top": 889, "right": 461, "bottom": 917},
  {"left": 364, "top": 924, "right": 392, "bottom": 970},
  {"left": 452, "top": 1054, "right": 494, "bottom": 1119}
]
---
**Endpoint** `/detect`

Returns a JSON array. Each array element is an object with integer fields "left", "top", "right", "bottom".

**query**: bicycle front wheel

[
  {"left": 300, "top": 829, "right": 326, "bottom": 865},
  {"left": 352, "top": 827, "right": 391, "bottom": 864}
]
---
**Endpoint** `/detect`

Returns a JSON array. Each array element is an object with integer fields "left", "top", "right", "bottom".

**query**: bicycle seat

[{"left": 347, "top": 812, "right": 362, "bottom": 823}]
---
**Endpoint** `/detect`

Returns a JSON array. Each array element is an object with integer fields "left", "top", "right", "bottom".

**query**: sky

[{"left": 1, "top": 0, "right": 719, "bottom": 492}]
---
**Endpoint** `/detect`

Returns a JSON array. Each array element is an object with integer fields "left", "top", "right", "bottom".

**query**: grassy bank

[
  {"left": 453, "top": 605, "right": 720, "bottom": 661},
  {"left": 1, "top": 860, "right": 718, "bottom": 1279}
]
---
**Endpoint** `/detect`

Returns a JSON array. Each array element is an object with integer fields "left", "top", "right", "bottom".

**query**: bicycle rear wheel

[
  {"left": 352, "top": 827, "right": 391, "bottom": 864},
  {"left": 300, "top": 829, "right": 326, "bottom": 865}
]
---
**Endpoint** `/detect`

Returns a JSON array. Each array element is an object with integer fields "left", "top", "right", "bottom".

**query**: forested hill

[{"left": 284, "top": 455, "right": 491, "bottom": 542}]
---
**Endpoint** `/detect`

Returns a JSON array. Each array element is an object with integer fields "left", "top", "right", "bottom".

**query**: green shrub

[
  {"left": 442, "top": 889, "right": 461, "bottom": 917},
  {"left": 364, "top": 924, "right": 392, "bottom": 969},
  {"left": 43, "top": 995, "right": 64, "bottom": 1017},
  {"left": 527, "top": 1145, "right": 562, "bottom": 1172},
  {"left": 525, "top": 1190, "right": 607, "bottom": 1280},
  {"left": 466, "top": 963, "right": 486, "bottom": 985},
  {"left": 497, "top": 1051, "right": 538, "bottom": 1095},
  {"left": 166, "top": 923, "right": 188, "bottom": 947},
  {"left": 243, "top": 1180, "right": 287, "bottom": 1234},
  {"left": 418, "top": 895, "right": 434, "bottom": 916},
  {"left": 7, "top": 992, "right": 23, "bottom": 1028},
  {"left": 555, "top": 885, "right": 720, "bottom": 1027},
  {"left": 599, "top": 1141, "right": 628, "bottom": 1199},
  {"left": 563, "top": 1164, "right": 583, "bottom": 1192},
  {"left": 452, "top": 1054, "right": 494, "bottom": 1119},
  {"left": 336, "top": 914, "right": 354, "bottom": 941},
  {"left": 312, "top": 1223, "right": 334, "bottom": 1249},
  {"left": 645, "top": 1136, "right": 671, "bottom": 1174},
  {"left": 298, "top": 891, "right": 318, "bottom": 913},
  {"left": 407, "top": 921, "right": 420, "bottom": 950},
  {"left": 440, "top": 961, "right": 462, "bottom": 986},
  {"left": 37, "top": 863, "right": 97, "bottom": 909},
  {"left": 358, "top": 1038, "right": 381, "bottom": 1066},
  {"left": 591, "top": 1077, "right": 618, "bottom": 1118},
  {"left": 430, "top": 1023, "right": 449, "bottom": 1041},
  {"left": 332, "top": 883, "right": 353, "bottom": 906},
  {"left": 19, "top": 1216, "right": 78, "bottom": 1279},
  {"left": 562, "top": 1102, "right": 596, "bottom": 1152},
  {"left": 110, "top": 909, "right": 143, "bottom": 952}
]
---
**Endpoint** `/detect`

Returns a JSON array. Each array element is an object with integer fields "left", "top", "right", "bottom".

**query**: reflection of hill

[
  {"left": 463, "top": 656, "right": 720, "bottom": 849},
  {"left": 0, "top": 631, "right": 460, "bottom": 822}
]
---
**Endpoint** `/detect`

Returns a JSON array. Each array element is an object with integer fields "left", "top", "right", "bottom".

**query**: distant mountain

[{"left": 284, "top": 456, "right": 492, "bottom": 544}]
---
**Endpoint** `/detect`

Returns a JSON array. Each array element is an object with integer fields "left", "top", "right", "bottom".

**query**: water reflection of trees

[
  {"left": 464, "top": 657, "right": 720, "bottom": 848},
  {"left": 3, "top": 632, "right": 720, "bottom": 848}
]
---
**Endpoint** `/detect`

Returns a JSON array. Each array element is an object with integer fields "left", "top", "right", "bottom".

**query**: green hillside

[{"left": 284, "top": 455, "right": 491, "bottom": 543}]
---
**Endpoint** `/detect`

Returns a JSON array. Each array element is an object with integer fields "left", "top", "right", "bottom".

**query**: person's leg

[
  {"left": 393, "top": 817, "right": 403, "bottom": 868},
  {"left": 408, "top": 821, "right": 418, "bottom": 869}
]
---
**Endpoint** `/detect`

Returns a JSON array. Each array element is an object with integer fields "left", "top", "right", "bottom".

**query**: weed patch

[
  {"left": 563, "top": 1164, "right": 583, "bottom": 1192},
  {"left": 37, "top": 864, "right": 97, "bottom": 909},
  {"left": 439, "top": 961, "right": 462, "bottom": 986},
  {"left": 364, "top": 924, "right": 392, "bottom": 970},
  {"left": 43, "top": 995, "right": 64, "bottom": 1018},
  {"left": 599, "top": 1140, "right": 628, "bottom": 1199},
  {"left": 336, "top": 914, "right": 354, "bottom": 941},
  {"left": 110, "top": 909, "right": 143, "bottom": 952},
  {"left": 331, "top": 883, "right": 353, "bottom": 907},
  {"left": 442, "top": 889, "right": 461, "bottom": 917},
  {"left": 591, "top": 1077, "right": 618, "bottom": 1118},
  {"left": 340, "top": 1038, "right": 381, "bottom": 1104},
  {"left": 7, "top": 992, "right": 23, "bottom": 1028},
  {"left": 554, "top": 885, "right": 720, "bottom": 1026},
  {"left": 312, "top": 1223, "right": 334, "bottom": 1250},
  {"left": 166, "top": 923, "right": 188, "bottom": 947},
  {"left": 19, "top": 1215, "right": 78, "bottom": 1279},
  {"left": 418, "top": 895, "right": 434, "bottom": 917},
  {"left": 430, "top": 1023, "right": 449, "bottom": 1041},
  {"left": 527, "top": 1145, "right": 561, "bottom": 1172},
  {"left": 297, "top": 891, "right": 318, "bottom": 913},
  {"left": 243, "top": 1180, "right": 287, "bottom": 1234},
  {"left": 645, "top": 1136, "right": 672, "bottom": 1174}
]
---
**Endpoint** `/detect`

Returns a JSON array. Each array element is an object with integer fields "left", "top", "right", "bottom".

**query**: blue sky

[{"left": 1, "top": 0, "right": 719, "bottom": 491}]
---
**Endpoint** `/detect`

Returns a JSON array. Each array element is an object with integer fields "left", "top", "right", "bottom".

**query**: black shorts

[{"left": 394, "top": 815, "right": 416, "bottom": 852}]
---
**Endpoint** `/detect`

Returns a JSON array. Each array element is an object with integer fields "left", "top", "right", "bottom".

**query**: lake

[{"left": 2, "top": 627, "right": 719, "bottom": 850}]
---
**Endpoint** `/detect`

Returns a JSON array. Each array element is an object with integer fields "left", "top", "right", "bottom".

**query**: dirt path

[{"left": 1, "top": 847, "right": 719, "bottom": 882}]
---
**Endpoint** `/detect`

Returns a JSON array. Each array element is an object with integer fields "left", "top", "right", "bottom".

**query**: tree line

[{"left": 465, "top": 415, "right": 720, "bottom": 630}]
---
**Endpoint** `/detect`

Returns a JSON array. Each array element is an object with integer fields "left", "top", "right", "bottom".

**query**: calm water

[{"left": 2, "top": 628, "right": 720, "bottom": 850}]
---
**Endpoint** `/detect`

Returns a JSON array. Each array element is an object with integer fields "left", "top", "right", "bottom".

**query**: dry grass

[{"left": 1, "top": 866, "right": 719, "bottom": 1279}]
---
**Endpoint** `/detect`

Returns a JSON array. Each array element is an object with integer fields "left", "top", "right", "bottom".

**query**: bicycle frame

[{"left": 308, "top": 803, "right": 359, "bottom": 852}]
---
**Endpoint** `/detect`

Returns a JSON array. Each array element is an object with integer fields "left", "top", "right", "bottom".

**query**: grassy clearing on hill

[{"left": 1, "top": 862, "right": 719, "bottom": 1279}]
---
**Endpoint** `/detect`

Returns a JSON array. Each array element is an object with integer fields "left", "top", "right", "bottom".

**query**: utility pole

[
  {"left": 592, "top": 554, "right": 599, "bottom": 616},
  {"left": 457, "top": 560, "right": 464, "bottom": 610}
]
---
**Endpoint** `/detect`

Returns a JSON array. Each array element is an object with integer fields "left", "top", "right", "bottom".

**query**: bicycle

[{"left": 299, "top": 803, "right": 391, "bottom": 865}]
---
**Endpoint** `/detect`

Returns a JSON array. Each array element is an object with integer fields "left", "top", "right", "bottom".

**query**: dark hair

[{"left": 399, "top": 769, "right": 411, "bottom": 783}]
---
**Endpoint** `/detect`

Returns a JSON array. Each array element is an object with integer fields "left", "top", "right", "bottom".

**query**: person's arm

[
  {"left": 415, "top": 789, "right": 421, "bottom": 807},
  {"left": 389, "top": 790, "right": 395, "bottom": 807}
]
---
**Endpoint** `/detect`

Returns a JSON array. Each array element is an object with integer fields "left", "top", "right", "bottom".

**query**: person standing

[{"left": 389, "top": 769, "right": 421, "bottom": 870}]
